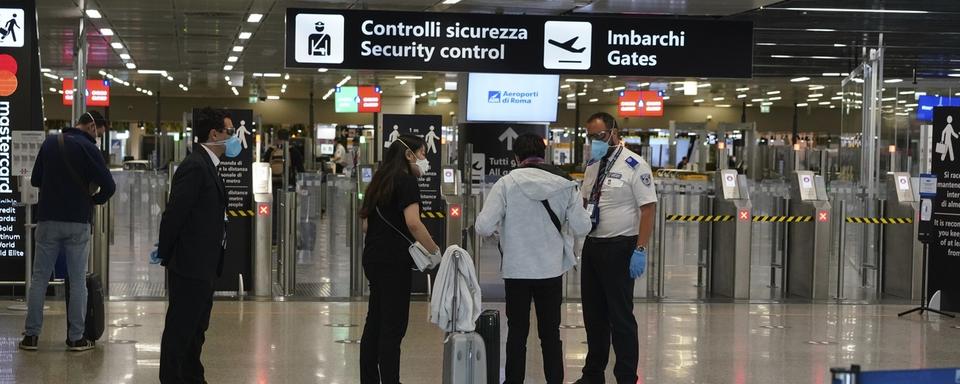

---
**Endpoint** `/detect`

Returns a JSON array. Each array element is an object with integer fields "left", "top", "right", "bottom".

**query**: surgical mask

[
  {"left": 414, "top": 157, "right": 430, "bottom": 175},
  {"left": 589, "top": 139, "right": 610, "bottom": 162},
  {"left": 208, "top": 135, "right": 242, "bottom": 158}
]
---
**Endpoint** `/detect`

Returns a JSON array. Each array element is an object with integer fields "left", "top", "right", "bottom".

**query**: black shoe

[
  {"left": 19, "top": 335, "right": 38, "bottom": 351},
  {"left": 65, "top": 338, "right": 95, "bottom": 351},
  {"left": 573, "top": 378, "right": 600, "bottom": 384}
]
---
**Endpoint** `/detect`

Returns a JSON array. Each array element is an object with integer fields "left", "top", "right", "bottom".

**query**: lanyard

[{"left": 588, "top": 145, "right": 623, "bottom": 205}]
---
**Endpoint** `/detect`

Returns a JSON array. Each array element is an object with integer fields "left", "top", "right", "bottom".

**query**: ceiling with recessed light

[{"left": 32, "top": 0, "right": 960, "bottom": 114}]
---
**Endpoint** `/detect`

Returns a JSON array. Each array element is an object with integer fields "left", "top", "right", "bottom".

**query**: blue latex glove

[
  {"left": 149, "top": 243, "right": 161, "bottom": 265},
  {"left": 629, "top": 248, "right": 646, "bottom": 279}
]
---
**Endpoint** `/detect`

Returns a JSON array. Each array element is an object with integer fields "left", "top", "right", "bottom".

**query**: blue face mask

[
  {"left": 590, "top": 139, "right": 610, "bottom": 162},
  {"left": 208, "top": 135, "right": 242, "bottom": 158},
  {"left": 222, "top": 135, "right": 242, "bottom": 158}
]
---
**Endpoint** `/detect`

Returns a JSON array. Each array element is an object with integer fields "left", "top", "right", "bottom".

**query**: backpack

[{"left": 269, "top": 146, "right": 284, "bottom": 178}]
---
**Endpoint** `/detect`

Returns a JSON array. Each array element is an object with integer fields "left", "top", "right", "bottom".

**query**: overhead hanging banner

[
  {"left": 0, "top": 1, "right": 41, "bottom": 282},
  {"left": 285, "top": 8, "right": 753, "bottom": 78}
]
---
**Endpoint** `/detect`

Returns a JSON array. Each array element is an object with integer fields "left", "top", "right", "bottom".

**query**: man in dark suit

[{"left": 158, "top": 107, "right": 238, "bottom": 383}]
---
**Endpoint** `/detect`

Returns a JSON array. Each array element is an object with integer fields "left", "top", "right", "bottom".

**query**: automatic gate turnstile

[
  {"left": 882, "top": 172, "right": 923, "bottom": 300},
  {"left": 709, "top": 170, "right": 753, "bottom": 299},
  {"left": 787, "top": 171, "right": 832, "bottom": 299}
]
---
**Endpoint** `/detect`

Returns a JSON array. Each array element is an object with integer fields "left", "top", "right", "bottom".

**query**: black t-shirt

[{"left": 362, "top": 173, "right": 422, "bottom": 266}]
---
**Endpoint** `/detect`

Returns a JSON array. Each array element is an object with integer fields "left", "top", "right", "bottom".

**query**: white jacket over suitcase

[{"left": 430, "top": 246, "right": 482, "bottom": 333}]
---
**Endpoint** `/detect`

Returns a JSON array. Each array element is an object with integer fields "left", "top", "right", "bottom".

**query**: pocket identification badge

[
  {"left": 605, "top": 178, "right": 625, "bottom": 188},
  {"left": 608, "top": 172, "right": 622, "bottom": 179}
]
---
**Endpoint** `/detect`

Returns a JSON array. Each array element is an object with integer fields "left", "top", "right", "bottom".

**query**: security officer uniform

[{"left": 579, "top": 145, "right": 657, "bottom": 383}]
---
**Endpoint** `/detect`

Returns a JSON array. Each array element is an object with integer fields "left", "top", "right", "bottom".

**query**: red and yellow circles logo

[{"left": 0, "top": 54, "right": 17, "bottom": 97}]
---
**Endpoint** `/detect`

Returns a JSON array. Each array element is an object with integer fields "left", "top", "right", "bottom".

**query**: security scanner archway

[{"left": 786, "top": 171, "right": 833, "bottom": 299}]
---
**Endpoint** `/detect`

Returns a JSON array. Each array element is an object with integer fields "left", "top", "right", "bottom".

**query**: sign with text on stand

[
  {"left": 380, "top": 114, "right": 444, "bottom": 294},
  {"left": 926, "top": 107, "right": 960, "bottom": 312},
  {"left": 464, "top": 123, "right": 547, "bottom": 184},
  {"left": 193, "top": 108, "right": 254, "bottom": 292}
]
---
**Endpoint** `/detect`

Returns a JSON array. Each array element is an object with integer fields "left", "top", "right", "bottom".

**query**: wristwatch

[{"left": 636, "top": 245, "right": 646, "bottom": 252}]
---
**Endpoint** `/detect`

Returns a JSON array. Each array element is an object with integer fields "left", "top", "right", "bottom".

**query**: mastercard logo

[{"left": 0, "top": 54, "right": 17, "bottom": 97}]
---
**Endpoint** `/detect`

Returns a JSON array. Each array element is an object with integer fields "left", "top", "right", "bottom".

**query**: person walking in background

[
  {"left": 358, "top": 134, "right": 440, "bottom": 384},
  {"left": 157, "top": 108, "right": 241, "bottom": 383},
  {"left": 20, "top": 111, "right": 115, "bottom": 351},
  {"left": 476, "top": 133, "right": 592, "bottom": 384}
]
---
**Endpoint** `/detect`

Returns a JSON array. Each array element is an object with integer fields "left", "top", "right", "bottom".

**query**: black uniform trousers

[
  {"left": 504, "top": 276, "right": 564, "bottom": 384},
  {"left": 580, "top": 235, "right": 639, "bottom": 384},
  {"left": 359, "top": 263, "right": 413, "bottom": 384},
  {"left": 160, "top": 271, "right": 215, "bottom": 384}
]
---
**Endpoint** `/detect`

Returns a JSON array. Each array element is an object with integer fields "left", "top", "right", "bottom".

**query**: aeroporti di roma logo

[{"left": 0, "top": 54, "right": 17, "bottom": 97}]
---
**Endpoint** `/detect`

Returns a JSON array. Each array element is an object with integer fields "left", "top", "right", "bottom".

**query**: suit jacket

[{"left": 158, "top": 143, "right": 228, "bottom": 281}]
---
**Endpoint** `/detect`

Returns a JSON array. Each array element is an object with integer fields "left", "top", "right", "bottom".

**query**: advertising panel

[
  {"left": 0, "top": 2, "right": 41, "bottom": 281},
  {"left": 286, "top": 8, "right": 753, "bottom": 78},
  {"left": 466, "top": 73, "right": 559, "bottom": 122}
]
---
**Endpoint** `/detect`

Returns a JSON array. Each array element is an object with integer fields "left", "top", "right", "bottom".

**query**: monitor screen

[
  {"left": 316, "top": 126, "right": 337, "bottom": 140},
  {"left": 319, "top": 143, "right": 335, "bottom": 155},
  {"left": 917, "top": 95, "right": 960, "bottom": 122},
  {"left": 466, "top": 73, "right": 559, "bottom": 122}
]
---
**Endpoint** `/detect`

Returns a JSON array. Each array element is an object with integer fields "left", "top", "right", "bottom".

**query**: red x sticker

[
  {"left": 258, "top": 203, "right": 271, "bottom": 217},
  {"left": 818, "top": 210, "right": 829, "bottom": 222},
  {"left": 449, "top": 204, "right": 461, "bottom": 218},
  {"left": 738, "top": 209, "right": 751, "bottom": 222}
]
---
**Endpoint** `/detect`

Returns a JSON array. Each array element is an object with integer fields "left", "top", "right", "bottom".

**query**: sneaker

[
  {"left": 18, "top": 335, "right": 38, "bottom": 351},
  {"left": 65, "top": 338, "right": 95, "bottom": 352}
]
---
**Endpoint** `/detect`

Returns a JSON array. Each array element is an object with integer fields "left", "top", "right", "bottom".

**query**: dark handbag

[{"left": 57, "top": 134, "right": 98, "bottom": 197}]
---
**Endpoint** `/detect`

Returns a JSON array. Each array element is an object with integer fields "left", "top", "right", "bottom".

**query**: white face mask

[{"left": 414, "top": 157, "right": 430, "bottom": 175}]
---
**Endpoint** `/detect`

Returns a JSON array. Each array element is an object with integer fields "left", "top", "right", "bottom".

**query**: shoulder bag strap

[
  {"left": 540, "top": 200, "right": 562, "bottom": 234},
  {"left": 375, "top": 206, "right": 414, "bottom": 245},
  {"left": 58, "top": 134, "right": 91, "bottom": 196}
]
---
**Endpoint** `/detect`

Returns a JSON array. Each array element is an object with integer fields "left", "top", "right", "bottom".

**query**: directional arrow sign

[{"left": 498, "top": 127, "right": 519, "bottom": 151}]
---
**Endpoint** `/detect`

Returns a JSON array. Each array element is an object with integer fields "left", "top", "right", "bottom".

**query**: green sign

[{"left": 335, "top": 86, "right": 359, "bottom": 113}]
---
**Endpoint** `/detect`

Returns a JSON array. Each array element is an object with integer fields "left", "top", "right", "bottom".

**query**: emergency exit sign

[{"left": 618, "top": 90, "right": 663, "bottom": 117}]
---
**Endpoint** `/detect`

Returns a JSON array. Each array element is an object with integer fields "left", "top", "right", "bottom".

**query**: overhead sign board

[
  {"left": 466, "top": 73, "right": 559, "bottom": 122},
  {"left": 335, "top": 86, "right": 359, "bottom": 113},
  {"left": 63, "top": 79, "right": 110, "bottom": 107},
  {"left": 917, "top": 95, "right": 960, "bottom": 122},
  {"left": 357, "top": 85, "right": 381, "bottom": 113},
  {"left": 285, "top": 8, "right": 753, "bottom": 78},
  {"left": 618, "top": 90, "right": 663, "bottom": 117}
]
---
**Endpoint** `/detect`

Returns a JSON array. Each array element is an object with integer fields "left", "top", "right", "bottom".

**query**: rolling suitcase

[
  {"left": 474, "top": 309, "right": 500, "bottom": 384},
  {"left": 443, "top": 332, "right": 486, "bottom": 384},
  {"left": 64, "top": 273, "right": 105, "bottom": 341}
]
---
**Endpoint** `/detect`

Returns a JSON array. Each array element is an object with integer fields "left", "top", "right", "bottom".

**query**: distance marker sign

[
  {"left": 286, "top": 8, "right": 753, "bottom": 78},
  {"left": 928, "top": 107, "right": 960, "bottom": 312}
]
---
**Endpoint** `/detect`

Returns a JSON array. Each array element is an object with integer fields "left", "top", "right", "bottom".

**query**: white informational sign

[
  {"left": 294, "top": 13, "right": 345, "bottom": 64},
  {"left": 251, "top": 162, "right": 272, "bottom": 194},
  {"left": 543, "top": 21, "right": 592, "bottom": 70},
  {"left": 471, "top": 153, "right": 485, "bottom": 183},
  {"left": 466, "top": 73, "right": 559, "bottom": 122},
  {"left": 11, "top": 131, "right": 45, "bottom": 177},
  {"left": 919, "top": 174, "right": 937, "bottom": 197},
  {"left": 0, "top": 8, "right": 25, "bottom": 48},
  {"left": 723, "top": 173, "right": 736, "bottom": 188},
  {"left": 443, "top": 168, "right": 455, "bottom": 184},
  {"left": 897, "top": 175, "right": 911, "bottom": 191}
]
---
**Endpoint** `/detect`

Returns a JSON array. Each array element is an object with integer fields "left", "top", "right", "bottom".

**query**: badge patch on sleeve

[
  {"left": 625, "top": 157, "right": 639, "bottom": 168},
  {"left": 640, "top": 173, "right": 652, "bottom": 186}
]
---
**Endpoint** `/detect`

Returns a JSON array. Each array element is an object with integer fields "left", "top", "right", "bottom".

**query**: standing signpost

[{"left": 907, "top": 107, "right": 960, "bottom": 315}]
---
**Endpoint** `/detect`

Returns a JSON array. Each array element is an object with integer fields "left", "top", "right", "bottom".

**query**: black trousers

[
  {"left": 580, "top": 236, "right": 639, "bottom": 384},
  {"left": 504, "top": 276, "right": 564, "bottom": 384},
  {"left": 160, "top": 271, "right": 215, "bottom": 384},
  {"left": 360, "top": 263, "right": 413, "bottom": 384}
]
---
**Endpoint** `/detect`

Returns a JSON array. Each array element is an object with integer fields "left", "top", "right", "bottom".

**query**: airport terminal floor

[{"left": 3, "top": 301, "right": 960, "bottom": 384}]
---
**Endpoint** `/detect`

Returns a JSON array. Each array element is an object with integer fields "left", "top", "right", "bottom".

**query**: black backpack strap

[{"left": 541, "top": 200, "right": 562, "bottom": 234}]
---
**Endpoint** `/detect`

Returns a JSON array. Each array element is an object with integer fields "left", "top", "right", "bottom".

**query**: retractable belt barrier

[
  {"left": 752, "top": 215, "right": 812, "bottom": 223},
  {"left": 844, "top": 216, "right": 913, "bottom": 224},
  {"left": 666, "top": 214, "right": 732, "bottom": 222}
]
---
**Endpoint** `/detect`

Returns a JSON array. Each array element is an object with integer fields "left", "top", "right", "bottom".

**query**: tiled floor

[{"left": 1, "top": 300, "right": 958, "bottom": 383}]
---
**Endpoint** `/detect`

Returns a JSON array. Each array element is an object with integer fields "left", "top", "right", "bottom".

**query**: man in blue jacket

[{"left": 20, "top": 110, "right": 116, "bottom": 352}]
